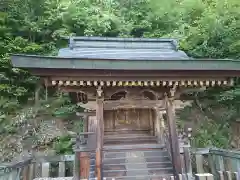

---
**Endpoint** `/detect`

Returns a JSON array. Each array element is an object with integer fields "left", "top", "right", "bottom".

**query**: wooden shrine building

[{"left": 11, "top": 37, "right": 240, "bottom": 180}]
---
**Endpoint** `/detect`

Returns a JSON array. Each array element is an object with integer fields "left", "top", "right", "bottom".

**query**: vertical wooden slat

[
  {"left": 155, "top": 109, "right": 161, "bottom": 143},
  {"left": 28, "top": 163, "right": 35, "bottom": 180},
  {"left": 208, "top": 154, "right": 216, "bottom": 178},
  {"left": 22, "top": 164, "right": 30, "bottom": 180},
  {"left": 226, "top": 171, "right": 232, "bottom": 180},
  {"left": 79, "top": 152, "right": 90, "bottom": 179},
  {"left": 58, "top": 162, "right": 65, "bottom": 177},
  {"left": 8, "top": 169, "right": 19, "bottom": 180},
  {"left": 41, "top": 162, "right": 50, "bottom": 177},
  {"left": 34, "top": 163, "right": 41, "bottom": 178},
  {"left": 218, "top": 171, "right": 224, "bottom": 180},
  {"left": 234, "top": 171, "right": 239, "bottom": 180},
  {"left": 183, "top": 146, "right": 192, "bottom": 176},
  {"left": 34, "top": 84, "right": 41, "bottom": 106},
  {"left": 74, "top": 152, "right": 80, "bottom": 180},
  {"left": 218, "top": 156, "right": 225, "bottom": 171},
  {"left": 196, "top": 154, "right": 204, "bottom": 173}
]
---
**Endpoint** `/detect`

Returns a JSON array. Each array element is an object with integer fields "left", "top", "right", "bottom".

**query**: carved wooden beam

[
  {"left": 104, "top": 100, "right": 164, "bottom": 109},
  {"left": 50, "top": 79, "right": 234, "bottom": 87}
]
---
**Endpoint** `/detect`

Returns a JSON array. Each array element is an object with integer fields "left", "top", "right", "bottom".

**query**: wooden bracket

[{"left": 96, "top": 86, "right": 103, "bottom": 98}]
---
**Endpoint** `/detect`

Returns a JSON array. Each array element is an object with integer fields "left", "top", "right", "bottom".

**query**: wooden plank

[
  {"left": 210, "top": 148, "right": 240, "bottom": 159},
  {"left": 73, "top": 152, "right": 80, "bottom": 180},
  {"left": 183, "top": 146, "right": 192, "bottom": 176},
  {"left": 28, "top": 163, "right": 35, "bottom": 180},
  {"left": 195, "top": 173, "right": 214, "bottom": 180},
  {"left": 33, "top": 155, "right": 74, "bottom": 163},
  {"left": 32, "top": 68, "right": 240, "bottom": 78},
  {"left": 208, "top": 154, "right": 216, "bottom": 178},
  {"left": 218, "top": 171, "right": 224, "bottom": 180},
  {"left": 103, "top": 143, "right": 165, "bottom": 151},
  {"left": 22, "top": 164, "right": 30, "bottom": 180},
  {"left": 58, "top": 162, "right": 65, "bottom": 177},
  {"left": 76, "top": 112, "right": 95, "bottom": 116},
  {"left": 216, "top": 156, "right": 225, "bottom": 171},
  {"left": 79, "top": 152, "right": 90, "bottom": 179},
  {"left": 196, "top": 154, "right": 204, "bottom": 173},
  {"left": 104, "top": 100, "right": 164, "bottom": 109},
  {"left": 34, "top": 163, "right": 42, "bottom": 178},
  {"left": 226, "top": 171, "right": 232, "bottom": 180},
  {"left": 41, "top": 162, "right": 50, "bottom": 177}
]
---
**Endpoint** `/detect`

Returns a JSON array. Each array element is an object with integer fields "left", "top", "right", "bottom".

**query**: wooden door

[{"left": 104, "top": 109, "right": 153, "bottom": 132}]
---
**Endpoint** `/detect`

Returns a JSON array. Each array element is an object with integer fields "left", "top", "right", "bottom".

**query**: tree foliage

[{"left": 0, "top": 0, "right": 239, "bottom": 148}]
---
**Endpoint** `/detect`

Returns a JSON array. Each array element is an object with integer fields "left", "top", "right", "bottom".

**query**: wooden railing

[
  {"left": 0, "top": 154, "right": 117, "bottom": 180},
  {"left": 0, "top": 154, "right": 74, "bottom": 180},
  {"left": 191, "top": 147, "right": 240, "bottom": 180},
  {"left": 72, "top": 132, "right": 96, "bottom": 179},
  {"left": 163, "top": 129, "right": 172, "bottom": 161}
]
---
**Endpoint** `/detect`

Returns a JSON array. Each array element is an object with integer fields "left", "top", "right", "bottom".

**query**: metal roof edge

[
  {"left": 10, "top": 54, "right": 240, "bottom": 62},
  {"left": 62, "top": 36, "right": 178, "bottom": 42}
]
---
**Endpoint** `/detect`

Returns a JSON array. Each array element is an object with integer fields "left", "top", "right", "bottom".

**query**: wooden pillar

[
  {"left": 96, "top": 87, "right": 104, "bottom": 180},
  {"left": 165, "top": 92, "right": 182, "bottom": 179},
  {"left": 154, "top": 108, "right": 161, "bottom": 143},
  {"left": 34, "top": 84, "right": 41, "bottom": 106},
  {"left": 159, "top": 111, "right": 166, "bottom": 143},
  {"left": 44, "top": 78, "right": 48, "bottom": 101},
  {"left": 79, "top": 152, "right": 90, "bottom": 179},
  {"left": 155, "top": 110, "right": 165, "bottom": 143}
]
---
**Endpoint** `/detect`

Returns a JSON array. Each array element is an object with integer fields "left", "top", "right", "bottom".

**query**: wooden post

[
  {"left": 165, "top": 93, "right": 182, "bottom": 179},
  {"left": 79, "top": 152, "right": 90, "bottom": 179},
  {"left": 196, "top": 154, "right": 204, "bottom": 173},
  {"left": 34, "top": 84, "right": 41, "bottom": 106},
  {"left": 154, "top": 108, "right": 161, "bottom": 143},
  {"left": 44, "top": 78, "right": 48, "bottom": 101},
  {"left": 96, "top": 87, "right": 104, "bottom": 180},
  {"left": 183, "top": 146, "right": 192, "bottom": 177},
  {"left": 73, "top": 149, "right": 80, "bottom": 180}
]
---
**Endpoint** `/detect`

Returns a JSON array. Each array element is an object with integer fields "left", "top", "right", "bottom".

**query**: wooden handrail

[{"left": 192, "top": 147, "right": 240, "bottom": 175}]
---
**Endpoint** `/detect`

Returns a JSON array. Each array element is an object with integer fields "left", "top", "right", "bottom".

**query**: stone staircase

[{"left": 102, "top": 131, "right": 174, "bottom": 180}]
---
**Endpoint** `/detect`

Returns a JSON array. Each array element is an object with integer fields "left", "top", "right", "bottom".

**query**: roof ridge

[{"left": 66, "top": 36, "right": 178, "bottom": 51}]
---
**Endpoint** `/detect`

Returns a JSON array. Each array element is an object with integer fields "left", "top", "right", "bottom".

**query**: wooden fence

[
  {"left": 0, "top": 154, "right": 75, "bottom": 180},
  {"left": 2, "top": 147, "right": 240, "bottom": 180},
  {"left": 192, "top": 148, "right": 240, "bottom": 180}
]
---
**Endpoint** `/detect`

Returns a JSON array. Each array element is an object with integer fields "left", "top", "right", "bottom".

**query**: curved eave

[{"left": 11, "top": 54, "right": 240, "bottom": 71}]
